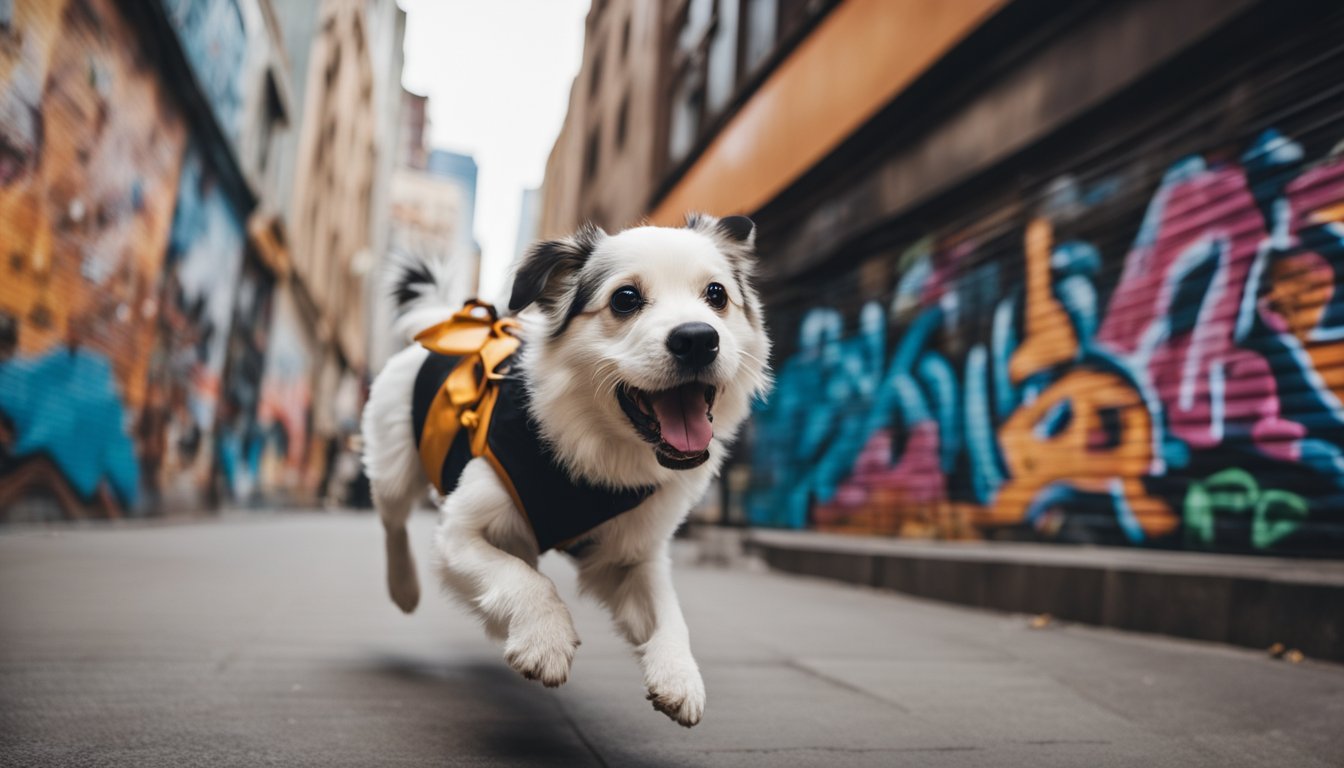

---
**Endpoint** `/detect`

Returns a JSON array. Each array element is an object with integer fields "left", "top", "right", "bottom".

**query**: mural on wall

[
  {"left": 749, "top": 129, "right": 1344, "bottom": 554},
  {"left": 142, "top": 146, "right": 246, "bottom": 511},
  {"left": 254, "top": 286, "right": 316, "bottom": 503},
  {"left": 161, "top": 0, "right": 247, "bottom": 150},
  {"left": 214, "top": 254, "right": 274, "bottom": 504},
  {"left": 0, "top": 0, "right": 187, "bottom": 518}
]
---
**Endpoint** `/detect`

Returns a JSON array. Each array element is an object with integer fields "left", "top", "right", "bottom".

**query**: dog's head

[{"left": 509, "top": 214, "right": 771, "bottom": 485}]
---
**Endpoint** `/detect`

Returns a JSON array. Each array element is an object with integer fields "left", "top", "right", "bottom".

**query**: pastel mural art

[{"left": 747, "top": 129, "right": 1344, "bottom": 554}]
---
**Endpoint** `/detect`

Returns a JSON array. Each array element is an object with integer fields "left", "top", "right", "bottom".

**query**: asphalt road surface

[{"left": 2, "top": 513, "right": 1341, "bottom": 767}]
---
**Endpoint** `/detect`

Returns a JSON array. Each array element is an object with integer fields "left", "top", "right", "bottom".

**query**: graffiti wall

[
  {"left": 0, "top": 0, "right": 188, "bottom": 519},
  {"left": 749, "top": 129, "right": 1344, "bottom": 555},
  {"left": 142, "top": 145, "right": 247, "bottom": 510},
  {"left": 253, "top": 285, "right": 317, "bottom": 504},
  {"left": 214, "top": 252, "right": 274, "bottom": 504}
]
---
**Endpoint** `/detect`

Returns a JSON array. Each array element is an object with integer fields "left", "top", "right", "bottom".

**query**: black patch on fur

[
  {"left": 718, "top": 215, "right": 755, "bottom": 243},
  {"left": 393, "top": 261, "right": 436, "bottom": 310},
  {"left": 553, "top": 265, "right": 610, "bottom": 338},
  {"left": 509, "top": 223, "right": 604, "bottom": 312},
  {"left": 733, "top": 267, "right": 755, "bottom": 325}
]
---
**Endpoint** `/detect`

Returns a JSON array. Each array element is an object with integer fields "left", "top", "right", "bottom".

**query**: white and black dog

[{"left": 361, "top": 214, "right": 770, "bottom": 726}]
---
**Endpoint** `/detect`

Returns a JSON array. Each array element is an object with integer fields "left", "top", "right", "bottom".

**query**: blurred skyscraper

[
  {"left": 426, "top": 149, "right": 482, "bottom": 280},
  {"left": 366, "top": 97, "right": 482, "bottom": 374}
]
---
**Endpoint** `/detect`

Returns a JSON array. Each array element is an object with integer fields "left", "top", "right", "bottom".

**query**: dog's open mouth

[{"left": 616, "top": 383, "right": 717, "bottom": 470}]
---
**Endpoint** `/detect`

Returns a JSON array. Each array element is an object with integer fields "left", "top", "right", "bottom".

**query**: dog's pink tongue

[{"left": 651, "top": 385, "right": 713, "bottom": 454}]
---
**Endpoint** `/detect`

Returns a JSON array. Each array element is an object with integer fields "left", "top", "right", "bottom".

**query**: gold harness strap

[{"left": 413, "top": 300, "right": 521, "bottom": 494}]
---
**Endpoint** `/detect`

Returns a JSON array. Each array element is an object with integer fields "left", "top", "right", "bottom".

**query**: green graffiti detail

[{"left": 1183, "top": 469, "right": 1309, "bottom": 550}]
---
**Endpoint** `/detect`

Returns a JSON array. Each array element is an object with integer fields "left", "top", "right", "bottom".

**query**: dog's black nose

[{"left": 667, "top": 322, "right": 719, "bottom": 370}]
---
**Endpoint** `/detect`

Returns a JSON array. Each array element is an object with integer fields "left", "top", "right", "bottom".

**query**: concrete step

[{"left": 742, "top": 528, "right": 1344, "bottom": 663}]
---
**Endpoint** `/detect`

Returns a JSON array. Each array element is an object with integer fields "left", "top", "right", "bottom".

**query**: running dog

[{"left": 361, "top": 214, "right": 770, "bottom": 726}]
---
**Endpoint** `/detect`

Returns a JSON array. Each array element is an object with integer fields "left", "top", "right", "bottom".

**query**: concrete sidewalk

[
  {"left": 2, "top": 513, "right": 1342, "bottom": 767},
  {"left": 745, "top": 528, "right": 1344, "bottom": 663}
]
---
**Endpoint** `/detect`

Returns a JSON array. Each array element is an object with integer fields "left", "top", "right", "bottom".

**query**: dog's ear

[
  {"left": 686, "top": 212, "right": 756, "bottom": 253},
  {"left": 509, "top": 224, "right": 605, "bottom": 312},
  {"left": 717, "top": 215, "right": 755, "bottom": 246}
]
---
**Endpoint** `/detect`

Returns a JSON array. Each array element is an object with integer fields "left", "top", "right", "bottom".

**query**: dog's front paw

[
  {"left": 643, "top": 654, "right": 705, "bottom": 727},
  {"left": 504, "top": 609, "right": 580, "bottom": 688}
]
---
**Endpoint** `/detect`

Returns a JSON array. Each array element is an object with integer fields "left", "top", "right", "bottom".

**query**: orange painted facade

[{"left": 649, "top": 0, "right": 1005, "bottom": 224}]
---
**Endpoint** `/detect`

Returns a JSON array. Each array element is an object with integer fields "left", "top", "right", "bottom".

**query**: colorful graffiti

[
  {"left": 0, "top": 0, "right": 187, "bottom": 517},
  {"left": 749, "top": 129, "right": 1344, "bottom": 553},
  {"left": 253, "top": 285, "right": 316, "bottom": 503},
  {"left": 214, "top": 253, "right": 275, "bottom": 504},
  {"left": 142, "top": 146, "right": 247, "bottom": 510}
]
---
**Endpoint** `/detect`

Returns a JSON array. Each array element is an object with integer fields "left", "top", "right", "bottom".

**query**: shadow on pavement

[{"left": 366, "top": 653, "right": 677, "bottom": 767}]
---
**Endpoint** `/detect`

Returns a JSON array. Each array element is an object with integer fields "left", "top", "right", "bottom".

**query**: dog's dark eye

[
  {"left": 705, "top": 282, "right": 728, "bottom": 310},
  {"left": 610, "top": 286, "right": 643, "bottom": 315}
]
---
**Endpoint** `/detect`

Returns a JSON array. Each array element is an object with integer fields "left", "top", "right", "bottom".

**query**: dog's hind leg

[
  {"left": 363, "top": 344, "right": 431, "bottom": 613},
  {"left": 435, "top": 460, "right": 580, "bottom": 687},
  {"left": 377, "top": 485, "right": 422, "bottom": 613}
]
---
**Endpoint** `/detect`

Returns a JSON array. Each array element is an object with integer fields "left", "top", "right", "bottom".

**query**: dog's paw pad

[
  {"left": 645, "top": 671, "right": 705, "bottom": 727},
  {"left": 504, "top": 616, "right": 580, "bottom": 687}
]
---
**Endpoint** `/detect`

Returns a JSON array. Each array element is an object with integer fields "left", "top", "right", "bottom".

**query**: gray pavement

[{"left": 1, "top": 513, "right": 1342, "bottom": 768}]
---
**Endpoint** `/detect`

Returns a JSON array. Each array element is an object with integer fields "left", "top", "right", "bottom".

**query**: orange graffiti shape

[
  {"left": 1265, "top": 178, "right": 1344, "bottom": 401},
  {"left": 992, "top": 369, "right": 1177, "bottom": 538},
  {"left": 1008, "top": 218, "right": 1079, "bottom": 383}
]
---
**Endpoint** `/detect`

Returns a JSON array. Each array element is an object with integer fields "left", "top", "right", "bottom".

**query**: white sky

[{"left": 400, "top": 0, "right": 591, "bottom": 304}]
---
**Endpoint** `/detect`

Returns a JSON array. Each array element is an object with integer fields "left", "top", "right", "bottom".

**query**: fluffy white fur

[{"left": 362, "top": 216, "right": 770, "bottom": 727}]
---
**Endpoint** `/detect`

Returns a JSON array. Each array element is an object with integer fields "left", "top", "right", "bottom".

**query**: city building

[
  {"left": 265, "top": 0, "right": 405, "bottom": 506},
  {"left": 543, "top": 0, "right": 1344, "bottom": 555},
  {"left": 426, "top": 149, "right": 481, "bottom": 276},
  {"left": 538, "top": 0, "right": 664, "bottom": 237},
  {"left": 399, "top": 90, "right": 431, "bottom": 171}
]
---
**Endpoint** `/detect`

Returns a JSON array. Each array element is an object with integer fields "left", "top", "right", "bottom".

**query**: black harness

[{"left": 411, "top": 349, "right": 657, "bottom": 551}]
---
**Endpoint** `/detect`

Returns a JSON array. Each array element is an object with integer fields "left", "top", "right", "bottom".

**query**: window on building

[
  {"left": 616, "top": 93, "right": 629, "bottom": 150},
  {"left": 256, "top": 71, "right": 284, "bottom": 179},
  {"left": 668, "top": 75, "right": 701, "bottom": 165},
  {"left": 705, "top": 0, "right": 739, "bottom": 114},
  {"left": 744, "top": 0, "right": 778, "bottom": 73},
  {"left": 324, "top": 37, "right": 341, "bottom": 88},
  {"left": 585, "top": 126, "right": 601, "bottom": 180},
  {"left": 660, "top": 0, "right": 835, "bottom": 170},
  {"left": 665, "top": 0, "right": 713, "bottom": 164},
  {"left": 589, "top": 46, "right": 603, "bottom": 97}
]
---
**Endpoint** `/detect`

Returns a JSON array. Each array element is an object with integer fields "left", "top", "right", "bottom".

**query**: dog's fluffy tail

[{"left": 386, "top": 250, "right": 463, "bottom": 342}]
